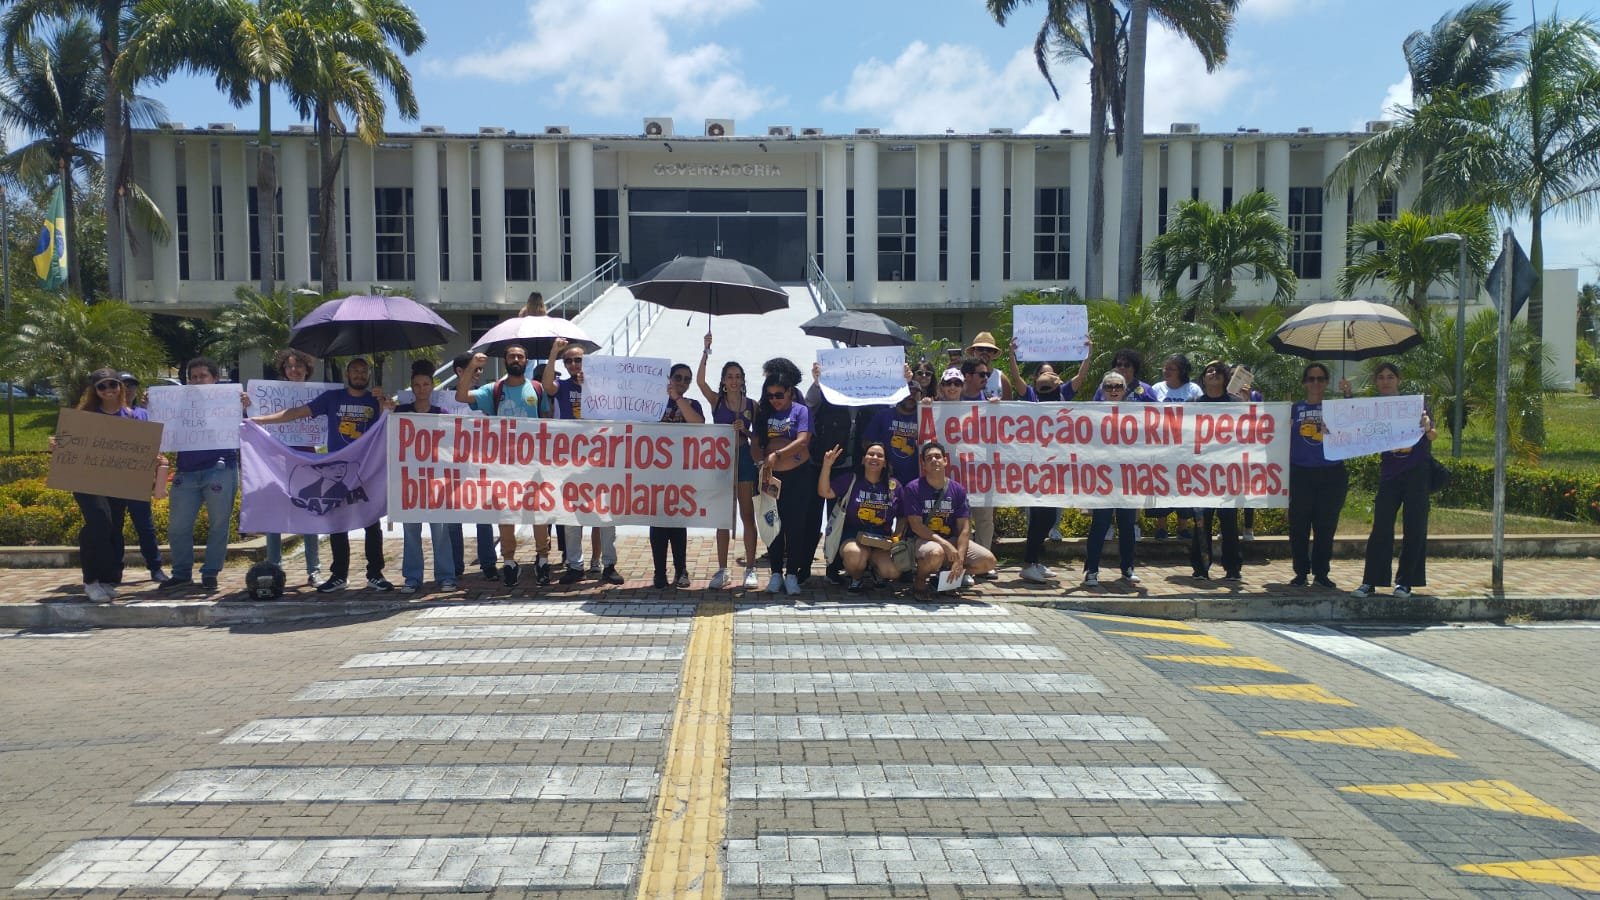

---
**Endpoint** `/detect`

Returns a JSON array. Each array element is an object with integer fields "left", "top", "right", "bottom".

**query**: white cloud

[
  {"left": 825, "top": 28, "right": 1252, "bottom": 136},
  {"left": 1351, "top": 72, "right": 1411, "bottom": 130},
  {"left": 1239, "top": 0, "right": 1324, "bottom": 20},
  {"left": 428, "top": 0, "right": 776, "bottom": 122}
]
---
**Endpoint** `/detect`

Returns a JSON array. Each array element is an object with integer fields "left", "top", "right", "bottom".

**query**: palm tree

[
  {"left": 1084, "top": 292, "right": 1207, "bottom": 377},
  {"left": 1578, "top": 281, "right": 1599, "bottom": 349},
  {"left": 1141, "top": 192, "right": 1295, "bottom": 322},
  {"left": 207, "top": 284, "right": 319, "bottom": 364},
  {"left": 0, "top": 290, "right": 166, "bottom": 398},
  {"left": 1338, "top": 207, "right": 1495, "bottom": 314},
  {"left": 279, "top": 0, "right": 423, "bottom": 293},
  {"left": 1199, "top": 308, "right": 1301, "bottom": 395},
  {"left": 1117, "top": 0, "right": 1148, "bottom": 302}
]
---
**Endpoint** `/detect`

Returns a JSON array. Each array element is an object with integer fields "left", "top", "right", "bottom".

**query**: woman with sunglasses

[
  {"left": 698, "top": 335, "right": 760, "bottom": 589},
  {"left": 1353, "top": 362, "right": 1437, "bottom": 600},
  {"left": 817, "top": 441, "right": 903, "bottom": 593},
  {"left": 1188, "top": 360, "right": 1246, "bottom": 581},
  {"left": 652, "top": 364, "right": 706, "bottom": 589},
  {"left": 1286, "top": 363, "right": 1349, "bottom": 589},
  {"left": 756, "top": 372, "right": 812, "bottom": 595},
  {"left": 1082, "top": 372, "right": 1140, "bottom": 587},
  {"left": 62, "top": 370, "right": 154, "bottom": 602}
]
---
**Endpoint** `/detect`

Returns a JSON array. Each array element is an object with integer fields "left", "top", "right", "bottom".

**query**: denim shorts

[{"left": 738, "top": 446, "right": 759, "bottom": 483}]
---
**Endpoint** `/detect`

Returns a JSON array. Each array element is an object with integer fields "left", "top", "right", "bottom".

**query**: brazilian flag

[{"left": 33, "top": 185, "right": 67, "bottom": 290}]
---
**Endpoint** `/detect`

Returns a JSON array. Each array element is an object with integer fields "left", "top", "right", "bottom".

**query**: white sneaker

[
  {"left": 708, "top": 569, "right": 729, "bottom": 590},
  {"left": 1392, "top": 585, "right": 1412, "bottom": 599},
  {"left": 1122, "top": 570, "right": 1141, "bottom": 584},
  {"left": 766, "top": 573, "right": 784, "bottom": 594},
  {"left": 84, "top": 582, "right": 111, "bottom": 603},
  {"left": 743, "top": 567, "right": 759, "bottom": 588},
  {"left": 1019, "top": 563, "right": 1053, "bottom": 584},
  {"left": 1242, "top": 529, "right": 1256, "bottom": 541},
  {"left": 1351, "top": 583, "right": 1375, "bottom": 598},
  {"left": 1048, "top": 527, "right": 1064, "bottom": 542},
  {"left": 1083, "top": 572, "right": 1099, "bottom": 587},
  {"left": 783, "top": 574, "right": 801, "bottom": 596}
]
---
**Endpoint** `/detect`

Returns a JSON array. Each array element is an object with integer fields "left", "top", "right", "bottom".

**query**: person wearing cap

[
  {"left": 966, "top": 332, "right": 1008, "bottom": 398},
  {"left": 934, "top": 367, "right": 964, "bottom": 402},
  {"left": 160, "top": 357, "right": 240, "bottom": 592},
  {"left": 1082, "top": 371, "right": 1142, "bottom": 588},
  {"left": 117, "top": 371, "right": 168, "bottom": 583}
]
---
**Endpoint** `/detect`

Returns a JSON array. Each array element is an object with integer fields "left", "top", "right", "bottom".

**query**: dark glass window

[
  {"left": 1289, "top": 186, "right": 1323, "bottom": 279},
  {"left": 1034, "top": 187, "right": 1069, "bottom": 280}
]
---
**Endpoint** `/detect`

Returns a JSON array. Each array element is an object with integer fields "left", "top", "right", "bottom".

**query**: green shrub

[
  {"left": 994, "top": 504, "right": 1287, "bottom": 538},
  {"left": 0, "top": 453, "right": 51, "bottom": 484},
  {"left": 0, "top": 475, "right": 242, "bottom": 545},
  {"left": 1349, "top": 455, "right": 1600, "bottom": 525},
  {"left": 1579, "top": 342, "right": 1600, "bottom": 398}
]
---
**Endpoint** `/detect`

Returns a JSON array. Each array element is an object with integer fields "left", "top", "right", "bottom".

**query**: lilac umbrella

[
  {"left": 289, "top": 295, "right": 457, "bottom": 357},
  {"left": 471, "top": 315, "right": 600, "bottom": 358}
]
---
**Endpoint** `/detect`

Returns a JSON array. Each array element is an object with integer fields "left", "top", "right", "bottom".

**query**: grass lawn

[
  {"left": 1455, "top": 392, "right": 1600, "bottom": 475},
  {"left": 0, "top": 399, "right": 66, "bottom": 453},
  {"left": 1339, "top": 487, "right": 1600, "bottom": 535}
]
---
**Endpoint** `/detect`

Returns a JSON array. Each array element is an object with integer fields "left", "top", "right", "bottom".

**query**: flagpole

[
  {"left": 3, "top": 183, "right": 12, "bottom": 452},
  {"left": 1491, "top": 228, "right": 1512, "bottom": 594}
]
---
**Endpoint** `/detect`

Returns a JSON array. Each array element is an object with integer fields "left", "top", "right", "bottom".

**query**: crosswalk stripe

[
  {"left": 295, "top": 673, "right": 679, "bottom": 700},
  {"left": 224, "top": 714, "right": 670, "bottom": 744},
  {"left": 17, "top": 836, "right": 640, "bottom": 892},
  {"left": 140, "top": 764, "right": 658, "bottom": 803},
  {"left": 739, "top": 643, "right": 1067, "bottom": 660},
  {"left": 737, "top": 602, "right": 1008, "bottom": 616},
  {"left": 417, "top": 602, "right": 694, "bottom": 619},
  {"left": 1107, "top": 630, "right": 1232, "bottom": 648},
  {"left": 1146, "top": 654, "right": 1289, "bottom": 672},
  {"left": 343, "top": 646, "right": 685, "bottom": 668},
  {"left": 738, "top": 621, "right": 1035, "bottom": 635},
  {"left": 734, "top": 673, "right": 1104, "bottom": 694},
  {"left": 1195, "top": 683, "right": 1357, "bottom": 706},
  {"left": 1077, "top": 613, "right": 1199, "bottom": 631},
  {"left": 386, "top": 622, "right": 689, "bottom": 641},
  {"left": 1338, "top": 779, "right": 1578, "bottom": 822},
  {"left": 725, "top": 836, "right": 1338, "bottom": 888},
  {"left": 1260, "top": 726, "right": 1458, "bottom": 758},
  {"left": 733, "top": 714, "right": 1166, "bottom": 742},
  {"left": 1456, "top": 855, "right": 1600, "bottom": 891},
  {"left": 731, "top": 765, "right": 1240, "bottom": 801}
]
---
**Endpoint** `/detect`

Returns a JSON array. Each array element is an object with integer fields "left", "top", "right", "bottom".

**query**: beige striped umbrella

[{"left": 1268, "top": 299, "right": 1422, "bottom": 361}]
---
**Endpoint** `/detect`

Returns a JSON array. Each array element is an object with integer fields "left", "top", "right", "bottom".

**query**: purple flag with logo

[{"left": 239, "top": 416, "right": 389, "bottom": 535}]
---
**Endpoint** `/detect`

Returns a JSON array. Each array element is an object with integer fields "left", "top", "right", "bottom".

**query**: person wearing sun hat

[{"left": 965, "top": 331, "right": 1007, "bottom": 398}]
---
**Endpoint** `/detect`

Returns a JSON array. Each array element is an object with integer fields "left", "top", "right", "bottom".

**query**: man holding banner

[{"left": 456, "top": 345, "right": 545, "bottom": 588}]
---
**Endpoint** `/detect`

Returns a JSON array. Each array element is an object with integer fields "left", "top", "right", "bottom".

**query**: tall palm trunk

[
  {"left": 1085, "top": 91, "right": 1105, "bottom": 300},
  {"left": 60, "top": 157, "right": 81, "bottom": 297},
  {"left": 257, "top": 78, "right": 277, "bottom": 294},
  {"left": 1116, "top": 0, "right": 1148, "bottom": 301},
  {"left": 97, "top": 8, "right": 124, "bottom": 300},
  {"left": 315, "top": 102, "right": 341, "bottom": 293}
]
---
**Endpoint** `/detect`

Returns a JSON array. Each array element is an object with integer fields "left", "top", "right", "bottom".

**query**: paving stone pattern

[
  {"left": 140, "top": 764, "right": 658, "bottom": 804},
  {"left": 730, "top": 764, "right": 1242, "bottom": 802}
]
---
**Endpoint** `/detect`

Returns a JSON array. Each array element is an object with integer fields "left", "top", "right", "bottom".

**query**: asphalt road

[{"left": 2, "top": 602, "right": 1597, "bottom": 898}]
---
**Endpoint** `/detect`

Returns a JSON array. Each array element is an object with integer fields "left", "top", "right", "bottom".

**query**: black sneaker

[
  {"left": 366, "top": 577, "right": 395, "bottom": 592},
  {"left": 846, "top": 578, "right": 865, "bottom": 594},
  {"left": 1289, "top": 574, "right": 1309, "bottom": 587},
  {"left": 602, "top": 565, "right": 625, "bottom": 585},
  {"left": 159, "top": 576, "right": 193, "bottom": 590},
  {"left": 201, "top": 575, "right": 218, "bottom": 590},
  {"left": 536, "top": 561, "right": 553, "bottom": 585},
  {"left": 479, "top": 567, "right": 499, "bottom": 581},
  {"left": 558, "top": 568, "right": 584, "bottom": 585},
  {"left": 653, "top": 573, "right": 669, "bottom": 589},
  {"left": 501, "top": 561, "right": 520, "bottom": 587},
  {"left": 316, "top": 577, "right": 348, "bottom": 593},
  {"left": 1313, "top": 576, "right": 1338, "bottom": 589},
  {"left": 674, "top": 570, "right": 691, "bottom": 589}
]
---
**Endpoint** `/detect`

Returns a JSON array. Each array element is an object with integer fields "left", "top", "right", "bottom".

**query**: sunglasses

[
  {"left": 765, "top": 391, "right": 788, "bottom": 400},
  {"left": 96, "top": 381, "right": 122, "bottom": 391},
  {"left": 562, "top": 357, "right": 584, "bottom": 366},
  {"left": 972, "top": 370, "right": 991, "bottom": 378},
  {"left": 670, "top": 374, "right": 691, "bottom": 382},
  {"left": 1103, "top": 385, "right": 1125, "bottom": 392},
  {"left": 1304, "top": 375, "right": 1328, "bottom": 383}
]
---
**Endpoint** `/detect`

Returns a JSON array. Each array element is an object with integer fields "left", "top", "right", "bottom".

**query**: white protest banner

[
  {"left": 247, "top": 380, "right": 342, "bottom": 447},
  {"left": 917, "top": 400, "right": 1291, "bottom": 509},
  {"left": 1012, "top": 304, "right": 1090, "bottom": 362},
  {"left": 581, "top": 355, "right": 669, "bottom": 422},
  {"left": 146, "top": 383, "right": 245, "bottom": 452},
  {"left": 1320, "top": 394, "right": 1425, "bottom": 461},
  {"left": 385, "top": 414, "right": 735, "bottom": 527},
  {"left": 816, "top": 346, "right": 910, "bottom": 407}
]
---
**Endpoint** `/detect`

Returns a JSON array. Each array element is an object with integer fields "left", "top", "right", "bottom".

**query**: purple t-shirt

[
  {"left": 900, "top": 476, "right": 970, "bottom": 539},
  {"left": 863, "top": 405, "right": 920, "bottom": 485},
  {"left": 551, "top": 378, "right": 582, "bottom": 420},
  {"left": 660, "top": 396, "right": 704, "bottom": 424},
  {"left": 1289, "top": 400, "right": 1340, "bottom": 468},
  {"left": 306, "top": 390, "right": 380, "bottom": 452},
  {"left": 1381, "top": 435, "right": 1432, "bottom": 481},
  {"left": 830, "top": 472, "right": 900, "bottom": 539},
  {"left": 1093, "top": 380, "right": 1155, "bottom": 401},
  {"left": 712, "top": 396, "right": 754, "bottom": 429},
  {"left": 762, "top": 403, "right": 811, "bottom": 465}
]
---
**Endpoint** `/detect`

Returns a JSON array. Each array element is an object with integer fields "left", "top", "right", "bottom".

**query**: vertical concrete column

[
  {"left": 1009, "top": 144, "right": 1035, "bottom": 284},
  {"left": 1322, "top": 139, "right": 1350, "bottom": 290},
  {"left": 568, "top": 141, "right": 596, "bottom": 275},
  {"left": 145, "top": 134, "right": 180, "bottom": 303},
  {"left": 1198, "top": 140, "right": 1225, "bottom": 209},
  {"left": 1166, "top": 140, "right": 1193, "bottom": 289},
  {"left": 219, "top": 139, "right": 249, "bottom": 282},
  {"left": 280, "top": 137, "right": 311, "bottom": 286},
  {"left": 979, "top": 141, "right": 1005, "bottom": 303},
  {"left": 822, "top": 142, "right": 847, "bottom": 287},
  {"left": 1264, "top": 140, "right": 1291, "bottom": 227},
  {"left": 411, "top": 139, "right": 440, "bottom": 301},
  {"left": 1141, "top": 143, "right": 1161, "bottom": 253},
  {"left": 330, "top": 153, "right": 347, "bottom": 285},
  {"left": 1100, "top": 143, "right": 1122, "bottom": 291},
  {"left": 915, "top": 143, "right": 941, "bottom": 283},
  {"left": 183, "top": 139, "right": 213, "bottom": 282},
  {"left": 445, "top": 142, "right": 472, "bottom": 286},
  {"left": 946, "top": 141, "right": 972, "bottom": 302},
  {"left": 533, "top": 142, "right": 561, "bottom": 281},
  {"left": 852, "top": 141, "right": 878, "bottom": 304},
  {"left": 479, "top": 139, "right": 507, "bottom": 303},
  {"left": 346, "top": 142, "right": 376, "bottom": 284},
  {"left": 1231, "top": 140, "right": 1258, "bottom": 198},
  {"left": 1068, "top": 141, "right": 1089, "bottom": 297}
]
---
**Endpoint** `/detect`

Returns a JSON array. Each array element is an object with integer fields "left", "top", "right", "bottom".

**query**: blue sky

[{"left": 144, "top": 0, "right": 1599, "bottom": 279}]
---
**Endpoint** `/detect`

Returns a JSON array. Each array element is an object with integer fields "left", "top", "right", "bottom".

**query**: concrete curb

[
  {"left": 0, "top": 537, "right": 271, "bottom": 569},
  {"left": 997, "top": 533, "right": 1600, "bottom": 560}
]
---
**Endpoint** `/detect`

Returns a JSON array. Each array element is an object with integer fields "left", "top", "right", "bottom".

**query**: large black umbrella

[
  {"left": 623, "top": 255, "right": 788, "bottom": 317},
  {"left": 289, "top": 295, "right": 457, "bottom": 357},
  {"left": 800, "top": 310, "right": 914, "bottom": 347},
  {"left": 1268, "top": 300, "right": 1423, "bottom": 360}
]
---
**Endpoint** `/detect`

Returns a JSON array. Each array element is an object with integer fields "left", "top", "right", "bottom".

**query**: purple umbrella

[
  {"left": 471, "top": 315, "right": 600, "bottom": 358},
  {"left": 289, "top": 295, "right": 457, "bottom": 357}
]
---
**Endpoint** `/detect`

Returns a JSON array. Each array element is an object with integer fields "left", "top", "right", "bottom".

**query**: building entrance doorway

[{"left": 627, "top": 189, "right": 806, "bottom": 281}]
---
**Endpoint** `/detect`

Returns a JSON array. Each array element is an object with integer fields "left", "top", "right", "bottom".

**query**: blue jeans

[
  {"left": 265, "top": 532, "right": 322, "bottom": 579},
  {"left": 403, "top": 522, "right": 456, "bottom": 586},
  {"left": 123, "top": 499, "right": 162, "bottom": 571},
  {"left": 449, "top": 523, "right": 497, "bottom": 576},
  {"left": 168, "top": 463, "right": 238, "bottom": 580},
  {"left": 1085, "top": 508, "right": 1137, "bottom": 576}
]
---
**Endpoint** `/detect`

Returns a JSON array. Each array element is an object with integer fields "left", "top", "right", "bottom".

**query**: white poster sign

[
  {"left": 581, "top": 355, "right": 669, "bottom": 423},
  {"left": 247, "top": 380, "right": 343, "bottom": 447},
  {"left": 1012, "top": 304, "right": 1091, "bottom": 361},
  {"left": 385, "top": 414, "right": 735, "bottom": 527},
  {"left": 1320, "top": 394, "right": 1426, "bottom": 461},
  {"left": 816, "top": 346, "right": 910, "bottom": 407},
  {"left": 146, "top": 383, "right": 246, "bottom": 452},
  {"left": 918, "top": 400, "right": 1292, "bottom": 509}
]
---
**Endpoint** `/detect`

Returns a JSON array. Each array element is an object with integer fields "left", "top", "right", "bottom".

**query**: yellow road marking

[
  {"left": 1260, "top": 726, "right": 1458, "bottom": 758},
  {"left": 1108, "top": 630, "right": 1231, "bottom": 648},
  {"left": 636, "top": 599, "right": 732, "bottom": 900},
  {"left": 1146, "top": 654, "right": 1289, "bottom": 672},
  {"left": 1457, "top": 855, "right": 1600, "bottom": 890},
  {"left": 1339, "top": 780, "right": 1579, "bottom": 823},
  {"left": 1196, "top": 683, "right": 1357, "bottom": 706},
  {"left": 1078, "top": 613, "right": 1199, "bottom": 631}
]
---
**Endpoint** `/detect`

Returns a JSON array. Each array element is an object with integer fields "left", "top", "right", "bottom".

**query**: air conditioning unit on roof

[
  {"left": 799, "top": 127, "right": 825, "bottom": 136},
  {"left": 988, "top": 127, "right": 1014, "bottom": 134},
  {"left": 855, "top": 127, "right": 880, "bottom": 135},
  {"left": 479, "top": 126, "right": 507, "bottom": 136},
  {"left": 1170, "top": 122, "right": 1200, "bottom": 134},
  {"left": 420, "top": 124, "right": 446, "bottom": 134},
  {"left": 768, "top": 125, "right": 793, "bottom": 137},
  {"left": 644, "top": 117, "right": 672, "bottom": 137},
  {"left": 704, "top": 119, "right": 733, "bottom": 137},
  {"left": 544, "top": 125, "right": 570, "bottom": 135},
  {"left": 1366, "top": 120, "right": 1393, "bottom": 133},
  {"left": 206, "top": 122, "right": 235, "bottom": 131}
]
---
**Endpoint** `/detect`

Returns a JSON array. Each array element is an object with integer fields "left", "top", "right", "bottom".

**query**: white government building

[{"left": 126, "top": 118, "right": 1579, "bottom": 384}]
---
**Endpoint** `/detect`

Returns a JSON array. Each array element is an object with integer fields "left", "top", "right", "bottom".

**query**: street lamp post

[{"left": 1424, "top": 233, "right": 1469, "bottom": 458}]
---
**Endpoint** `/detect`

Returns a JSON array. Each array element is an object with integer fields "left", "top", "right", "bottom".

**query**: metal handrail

[
  {"left": 806, "top": 255, "right": 847, "bottom": 312},
  {"left": 545, "top": 254, "right": 620, "bottom": 319},
  {"left": 601, "top": 296, "right": 662, "bottom": 356}
]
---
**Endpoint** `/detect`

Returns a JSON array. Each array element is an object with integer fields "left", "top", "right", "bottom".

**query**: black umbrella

[
  {"left": 289, "top": 295, "right": 457, "bottom": 357},
  {"left": 800, "top": 309, "right": 914, "bottom": 347},
  {"left": 623, "top": 256, "right": 789, "bottom": 320}
]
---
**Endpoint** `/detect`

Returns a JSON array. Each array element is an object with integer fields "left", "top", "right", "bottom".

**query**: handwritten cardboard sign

[
  {"left": 146, "top": 384, "right": 246, "bottom": 452},
  {"left": 247, "top": 380, "right": 343, "bottom": 447},
  {"left": 1012, "top": 304, "right": 1090, "bottom": 362},
  {"left": 47, "top": 408, "right": 164, "bottom": 501},
  {"left": 1321, "top": 394, "right": 1426, "bottom": 461},
  {"left": 816, "top": 346, "right": 910, "bottom": 407},
  {"left": 582, "top": 355, "right": 669, "bottom": 423}
]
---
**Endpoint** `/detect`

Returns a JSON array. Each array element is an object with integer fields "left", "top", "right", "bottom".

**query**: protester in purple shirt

[
  {"left": 650, "top": 363, "right": 705, "bottom": 589},
  {"left": 160, "top": 357, "right": 241, "bottom": 593},
  {"left": 697, "top": 335, "right": 759, "bottom": 590},
  {"left": 756, "top": 371, "right": 813, "bottom": 595},
  {"left": 1287, "top": 362, "right": 1348, "bottom": 589},
  {"left": 1092, "top": 347, "right": 1156, "bottom": 401},
  {"left": 1082, "top": 372, "right": 1140, "bottom": 587},
  {"left": 862, "top": 383, "right": 922, "bottom": 486},
  {"left": 1354, "top": 362, "right": 1437, "bottom": 599},
  {"left": 817, "top": 441, "right": 903, "bottom": 593},
  {"left": 901, "top": 441, "right": 996, "bottom": 600},
  {"left": 1188, "top": 361, "right": 1244, "bottom": 582}
]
